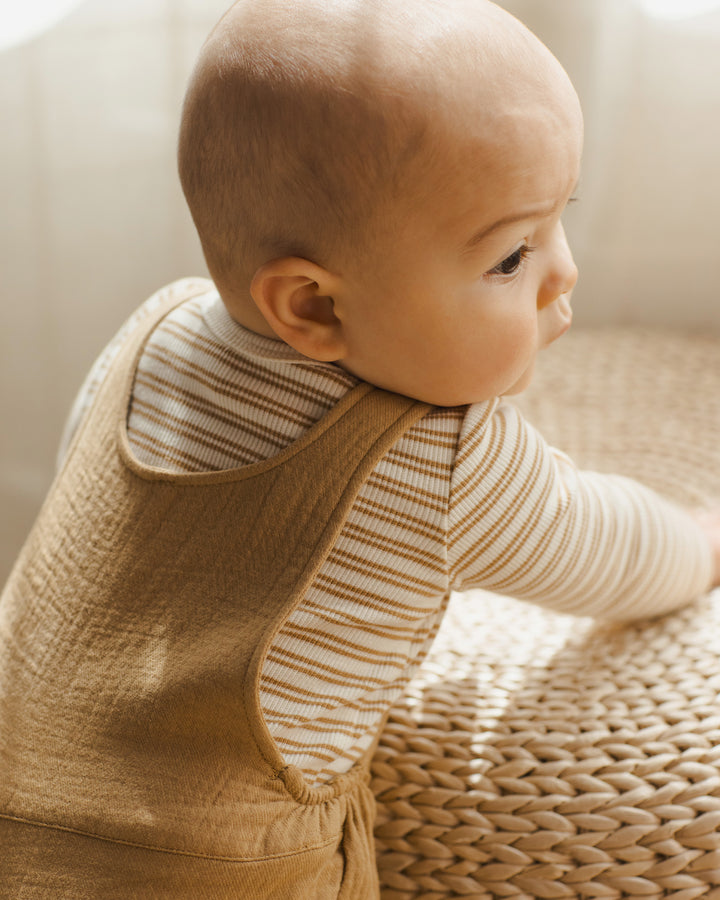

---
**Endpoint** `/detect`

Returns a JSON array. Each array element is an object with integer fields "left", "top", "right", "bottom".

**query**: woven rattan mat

[{"left": 372, "top": 328, "right": 720, "bottom": 900}]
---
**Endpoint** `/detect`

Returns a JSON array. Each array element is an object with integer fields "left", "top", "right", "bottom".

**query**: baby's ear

[{"left": 250, "top": 257, "right": 347, "bottom": 362}]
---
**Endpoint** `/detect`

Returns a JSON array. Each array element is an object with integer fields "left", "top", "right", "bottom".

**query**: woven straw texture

[{"left": 372, "top": 328, "right": 720, "bottom": 900}]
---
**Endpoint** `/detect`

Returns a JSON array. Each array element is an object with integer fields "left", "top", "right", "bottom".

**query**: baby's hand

[{"left": 693, "top": 509, "right": 720, "bottom": 589}]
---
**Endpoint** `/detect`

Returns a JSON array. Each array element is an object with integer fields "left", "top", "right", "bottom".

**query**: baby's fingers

[{"left": 691, "top": 508, "right": 720, "bottom": 588}]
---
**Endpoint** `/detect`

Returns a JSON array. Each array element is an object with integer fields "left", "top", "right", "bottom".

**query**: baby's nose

[
  {"left": 553, "top": 255, "right": 578, "bottom": 299},
  {"left": 538, "top": 225, "right": 577, "bottom": 309}
]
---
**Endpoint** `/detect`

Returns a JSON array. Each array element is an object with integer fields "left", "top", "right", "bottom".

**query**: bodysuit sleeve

[
  {"left": 448, "top": 399, "right": 713, "bottom": 621},
  {"left": 55, "top": 291, "right": 172, "bottom": 469}
]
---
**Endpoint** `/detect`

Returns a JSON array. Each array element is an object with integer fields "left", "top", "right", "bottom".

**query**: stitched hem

[
  {"left": 0, "top": 812, "right": 339, "bottom": 862},
  {"left": 275, "top": 759, "right": 372, "bottom": 805}
]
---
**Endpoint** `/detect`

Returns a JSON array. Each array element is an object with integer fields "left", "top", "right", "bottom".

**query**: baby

[{"left": 2, "top": 0, "right": 720, "bottom": 897}]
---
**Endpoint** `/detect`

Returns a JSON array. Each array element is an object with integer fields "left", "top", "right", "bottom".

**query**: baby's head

[{"left": 179, "top": 0, "right": 583, "bottom": 405}]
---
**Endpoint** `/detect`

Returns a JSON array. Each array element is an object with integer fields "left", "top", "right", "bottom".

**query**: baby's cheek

[{"left": 507, "top": 312, "right": 539, "bottom": 359}]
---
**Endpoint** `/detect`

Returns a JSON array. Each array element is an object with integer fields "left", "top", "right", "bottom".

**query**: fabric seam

[{"left": 0, "top": 812, "right": 340, "bottom": 862}]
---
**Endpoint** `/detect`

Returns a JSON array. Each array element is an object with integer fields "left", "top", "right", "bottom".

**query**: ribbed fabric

[{"left": 59, "top": 279, "right": 714, "bottom": 787}]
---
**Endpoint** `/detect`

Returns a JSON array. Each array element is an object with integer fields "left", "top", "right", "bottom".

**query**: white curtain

[{"left": 1, "top": 0, "right": 719, "bottom": 581}]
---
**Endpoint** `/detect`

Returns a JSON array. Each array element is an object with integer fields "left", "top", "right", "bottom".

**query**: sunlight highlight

[
  {"left": 0, "top": 0, "right": 85, "bottom": 52},
  {"left": 638, "top": 0, "right": 720, "bottom": 19}
]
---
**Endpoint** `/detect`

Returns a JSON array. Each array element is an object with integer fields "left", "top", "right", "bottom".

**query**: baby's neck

[{"left": 220, "top": 288, "right": 278, "bottom": 339}]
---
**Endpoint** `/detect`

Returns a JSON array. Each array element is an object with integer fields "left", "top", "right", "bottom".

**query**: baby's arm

[
  {"left": 692, "top": 509, "right": 720, "bottom": 588},
  {"left": 56, "top": 280, "right": 210, "bottom": 469},
  {"left": 448, "top": 400, "right": 715, "bottom": 621},
  {"left": 56, "top": 292, "right": 172, "bottom": 468}
]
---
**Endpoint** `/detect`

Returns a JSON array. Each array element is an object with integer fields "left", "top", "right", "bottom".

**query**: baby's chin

[{"left": 501, "top": 361, "right": 537, "bottom": 398}]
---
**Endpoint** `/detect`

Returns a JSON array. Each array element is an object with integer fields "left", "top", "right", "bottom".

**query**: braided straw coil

[{"left": 372, "top": 328, "right": 720, "bottom": 900}]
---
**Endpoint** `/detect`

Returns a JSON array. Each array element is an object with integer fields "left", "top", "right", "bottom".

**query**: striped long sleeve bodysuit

[{"left": 60, "top": 283, "right": 713, "bottom": 787}]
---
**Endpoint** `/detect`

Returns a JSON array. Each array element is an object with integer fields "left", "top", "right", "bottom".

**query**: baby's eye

[{"left": 488, "top": 244, "right": 535, "bottom": 278}]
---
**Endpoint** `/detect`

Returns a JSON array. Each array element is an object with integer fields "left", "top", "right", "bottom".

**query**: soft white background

[{"left": 1, "top": 0, "right": 719, "bottom": 582}]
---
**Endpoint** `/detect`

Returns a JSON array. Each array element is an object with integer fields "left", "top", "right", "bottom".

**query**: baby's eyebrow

[
  {"left": 462, "top": 204, "right": 555, "bottom": 253},
  {"left": 462, "top": 179, "right": 580, "bottom": 254}
]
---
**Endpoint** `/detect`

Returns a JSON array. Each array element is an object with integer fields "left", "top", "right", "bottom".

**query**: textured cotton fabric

[
  {"left": 58, "top": 280, "right": 714, "bottom": 787},
  {"left": 0, "top": 281, "right": 429, "bottom": 897}
]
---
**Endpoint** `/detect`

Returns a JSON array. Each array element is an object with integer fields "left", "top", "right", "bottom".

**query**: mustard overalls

[{"left": 0, "top": 283, "right": 429, "bottom": 898}]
